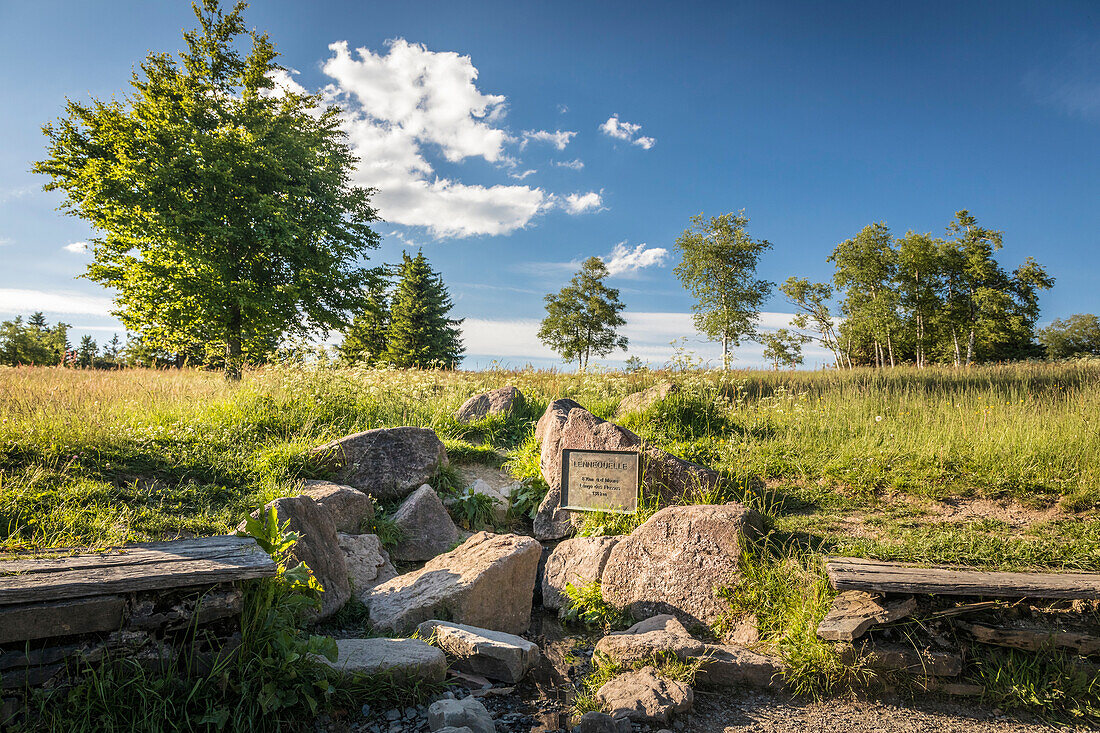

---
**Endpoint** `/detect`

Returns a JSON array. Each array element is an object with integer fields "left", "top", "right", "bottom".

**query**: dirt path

[{"left": 689, "top": 689, "right": 1073, "bottom": 733}]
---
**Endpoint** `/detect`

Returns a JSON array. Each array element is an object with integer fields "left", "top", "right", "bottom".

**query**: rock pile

[{"left": 532, "top": 399, "right": 724, "bottom": 540}]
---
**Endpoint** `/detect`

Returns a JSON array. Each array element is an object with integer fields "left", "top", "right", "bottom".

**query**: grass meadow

[{"left": 1, "top": 360, "right": 1098, "bottom": 721}]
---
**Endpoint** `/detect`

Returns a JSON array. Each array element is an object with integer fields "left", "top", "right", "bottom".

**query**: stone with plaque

[{"left": 560, "top": 449, "right": 639, "bottom": 514}]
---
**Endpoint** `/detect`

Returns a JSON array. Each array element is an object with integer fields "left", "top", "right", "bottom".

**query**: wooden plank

[
  {"left": 824, "top": 557, "right": 1100, "bottom": 599},
  {"left": 0, "top": 596, "right": 125, "bottom": 644},
  {"left": 817, "top": 591, "right": 916, "bottom": 642},
  {"left": 0, "top": 536, "right": 275, "bottom": 605},
  {"left": 957, "top": 620, "right": 1100, "bottom": 656}
]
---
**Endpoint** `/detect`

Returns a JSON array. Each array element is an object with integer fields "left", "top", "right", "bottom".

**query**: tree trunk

[
  {"left": 952, "top": 328, "right": 961, "bottom": 368},
  {"left": 887, "top": 331, "right": 895, "bottom": 368},
  {"left": 722, "top": 337, "right": 730, "bottom": 371},
  {"left": 225, "top": 304, "right": 242, "bottom": 381},
  {"left": 966, "top": 328, "right": 975, "bottom": 366}
]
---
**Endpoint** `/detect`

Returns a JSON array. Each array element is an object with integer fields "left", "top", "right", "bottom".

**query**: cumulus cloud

[
  {"left": 555, "top": 159, "right": 585, "bottom": 170},
  {"left": 601, "top": 242, "right": 669, "bottom": 276},
  {"left": 521, "top": 129, "right": 576, "bottom": 150},
  {"left": 320, "top": 38, "right": 558, "bottom": 238},
  {"left": 561, "top": 191, "right": 604, "bottom": 214},
  {"left": 63, "top": 241, "right": 88, "bottom": 253},
  {"left": 0, "top": 288, "right": 114, "bottom": 317},
  {"left": 599, "top": 114, "right": 655, "bottom": 149}
]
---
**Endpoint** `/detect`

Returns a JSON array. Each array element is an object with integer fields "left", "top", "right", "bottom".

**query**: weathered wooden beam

[
  {"left": 0, "top": 596, "right": 125, "bottom": 644},
  {"left": 824, "top": 557, "right": 1100, "bottom": 599},
  {"left": 0, "top": 536, "right": 275, "bottom": 605},
  {"left": 957, "top": 620, "right": 1100, "bottom": 656}
]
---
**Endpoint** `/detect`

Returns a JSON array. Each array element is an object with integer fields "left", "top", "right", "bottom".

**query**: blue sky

[{"left": 1, "top": 1, "right": 1097, "bottom": 369}]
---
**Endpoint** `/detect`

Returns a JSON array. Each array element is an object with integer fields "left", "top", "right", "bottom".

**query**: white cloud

[
  {"left": 601, "top": 242, "right": 668, "bottom": 276},
  {"left": 562, "top": 191, "right": 604, "bottom": 214},
  {"left": 0, "top": 288, "right": 114, "bottom": 317},
  {"left": 555, "top": 159, "right": 584, "bottom": 170},
  {"left": 521, "top": 129, "right": 576, "bottom": 150},
  {"left": 318, "top": 39, "right": 590, "bottom": 238},
  {"left": 557, "top": 104, "right": 569, "bottom": 114},
  {"left": 63, "top": 241, "right": 88, "bottom": 253},
  {"left": 459, "top": 311, "right": 836, "bottom": 369},
  {"left": 509, "top": 169, "right": 537, "bottom": 180},
  {"left": 599, "top": 114, "right": 656, "bottom": 149},
  {"left": 263, "top": 67, "right": 310, "bottom": 98},
  {"left": 1023, "top": 40, "right": 1100, "bottom": 120},
  {"left": 0, "top": 238, "right": 12, "bottom": 246}
]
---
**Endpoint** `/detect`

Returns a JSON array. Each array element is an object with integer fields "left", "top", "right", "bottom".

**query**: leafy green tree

[
  {"left": 760, "top": 328, "right": 811, "bottom": 370},
  {"left": 385, "top": 251, "right": 463, "bottom": 368},
  {"left": 940, "top": 211, "right": 1052, "bottom": 365},
  {"left": 0, "top": 313, "right": 71, "bottom": 366},
  {"left": 538, "top": 256, "right": 628, "bottom": 370},
  {"left": 830, "top": 223, "right": 900, "bottom": 368},
  {"left": 76, "top": 335, "right": 99, "bottom": 368},
  {"left": 339, "top": 280, "right": 390, "bottom": 365},
  {"left": 34, "top": 0, "right": 380, "bottom": 378},
  {"left": 895, "top": 231, "right": 944, "bottom": 368},
  {"left": 780, "top": 277, "right": 848, "bottom": 369},
  {"left": 673, "top": 211, "right": 773, "bottom": 370},
  {"left": 1038, "top": 314, "right": 1100, "bottom": 359}
]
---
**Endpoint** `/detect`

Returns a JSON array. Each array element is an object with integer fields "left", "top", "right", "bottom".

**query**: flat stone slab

[
  {"left": 418, "top": 620, "right": 540, "bottom": 683},
  {"left": 318, "top": 638, "right": 446, "bottom": 683}
]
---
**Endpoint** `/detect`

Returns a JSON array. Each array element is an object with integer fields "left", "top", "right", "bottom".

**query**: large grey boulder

[
  {"left": 391, "top": 485, "right": 461, "bottom": 562},
  {"left": 455, "top": 386, "right": 523, "bottom": 424},
  {"left": 541, "top": 535, "right": 621, "bottom": 610},
  {"left": 310, "top": 427, "right": 448, "bottom": 501},
  {"left": 595, "top": 615, "right": 782, "bottom": 689},
  {"left": 427, "top": 698, "right": 494, "bottom": 733},
  {"left": 532, "top": 400, "right": 722, "bottom": 540},
  {"left": 318, "top": 638, "right": 446, "bottom": 683},
  {"left": 301, "top": 480, "right": 375, "bottom": 533},
  {"left": 616, "top": 382, "right": 679, "bottom": 418},
  {"left": 242, "top": 495, "right": 349, "bottom": 621},
  {"left": 595, "top": 666, "right": 693, "bottom": 724},
  {"left": 338, "top": 533, "right": 396, "bottom": 595},
  {"left": 601, "top": 504, "right": 761, "bottom": 627},
  {"left": 417, "top": 620, "right": 540, "bottom": 683},
  {"left": 366, "top": 532, "right": 541, "bottom": 635}
]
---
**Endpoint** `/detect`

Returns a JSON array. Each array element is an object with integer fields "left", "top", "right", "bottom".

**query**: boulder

[
  {"left": 601, "top": 504, "right": 761, "bottom": 627},
  {"left": 318, "top": 638, "right": 446, "bottom": 683},
  {"left": 366, "top": 532, "right": 541, "bottom": 635},
  {"left": 595, "top": 666, "right": 693, "bottom": 724},
  {"left": 300, "top": 479, "right": 375, "bottom": 533},
  {"left": 310, "top": 427, "right": 448, "bottom": 501},
  {"left": 594, "top": 614, "right": 782, "bottom": 689},
  {"left": 417, "top": 620, "right": 540, "bottom": 682},
  {"left": 532, "top": 400, "right": 722, "bottom": 540},
  {"left": 616, "top": 382, "right": 679, "bottom": 417},
  {"left": 541, "top": 536, "right": 621, "bottom": 610},
  {"left": 575, "top": 711, "right": 632, "bottom": 733},
  {"left": 242, "top": 495, "right": 349, "bottom": 621},
  {"left": 594, "top": 615, "right": 707, "bottom": 664},
  {"left": 338, "top": 533, "right": 396, "bottom": 594},
  {"left": 455, "top": 386, "right": 523, "bottom": 424},
  {"left": 391, "top": 485, "right": 461, "bottom": 562},
  {"left": 427, "top": 697, "right": 494, "bottom": 733}
]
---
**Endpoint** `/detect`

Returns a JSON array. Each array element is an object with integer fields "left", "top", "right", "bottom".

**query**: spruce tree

[
  {"left": 385, "top": 251, "right": 463, "bottom": 368},
  {"left": 340, "top": 280, "right": 390, "bottom": 365}
]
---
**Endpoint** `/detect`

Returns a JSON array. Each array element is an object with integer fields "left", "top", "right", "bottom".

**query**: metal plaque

[{"left": 560, "top": 449, "right": 640, "bottom": 514}]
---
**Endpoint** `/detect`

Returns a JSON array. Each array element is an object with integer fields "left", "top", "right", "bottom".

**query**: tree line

[
  {"left": 537, "top": 209, "right": 1079, "bottom": 370},
  {"left": 0, "top": 312, "right": 126, "bottom": 368}
]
